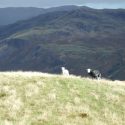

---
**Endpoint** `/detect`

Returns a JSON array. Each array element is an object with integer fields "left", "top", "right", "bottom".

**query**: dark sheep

[{"left": 87, "top": 69, "right": 101, "bottom": 80}]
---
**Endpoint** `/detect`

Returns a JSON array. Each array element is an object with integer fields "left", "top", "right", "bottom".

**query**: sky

[{"left": 0, "top": 0, "right": 125, "bottom": 9}]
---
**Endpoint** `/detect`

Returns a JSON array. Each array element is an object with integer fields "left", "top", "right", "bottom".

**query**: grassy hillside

[{"left": 0, "top": 72, "right": 125, "bottom": 125}]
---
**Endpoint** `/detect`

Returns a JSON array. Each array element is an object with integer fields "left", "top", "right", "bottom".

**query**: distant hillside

[
  {"left": 0, "top": 5, "right": 79, "bottom": 26},
  {"left": 0, "top": 7, "right": 125, "bottom": 80},
  {"left": 0, "top": 72, "right": 125, "bottom": 125}
]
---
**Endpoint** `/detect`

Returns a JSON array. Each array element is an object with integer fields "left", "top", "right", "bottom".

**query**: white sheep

[{"left": 61, "top": 67, "right": 69, "bottom": 76}]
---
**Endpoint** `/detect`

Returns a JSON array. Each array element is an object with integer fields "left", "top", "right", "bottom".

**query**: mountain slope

[
  {"left": 0, "top": 7, "right": 125, "bottom": 80},
  {"left": 0, "top": 72, "right": 125, "bottom": 125},
  {"left": 0, "top": 6, "right": 79, "bottom": 26}
]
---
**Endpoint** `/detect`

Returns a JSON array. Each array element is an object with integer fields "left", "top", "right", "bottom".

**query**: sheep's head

[
  {"left": 87, "top": 69, "right": 91, "bottom": 73},
  {"left": 61, "top": 67, "right": 65, "bottom": 71}
]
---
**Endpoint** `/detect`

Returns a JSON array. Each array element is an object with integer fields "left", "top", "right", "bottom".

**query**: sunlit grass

[{"left": 0, "top": 71, "right": 125, "bottom": 125}]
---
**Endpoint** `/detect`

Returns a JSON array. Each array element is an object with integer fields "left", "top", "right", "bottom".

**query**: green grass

[
  {"left": 0, "top": 71, "right": 125, "bottom": 125},
  {"left": 8, "top": 28, "right": 53, "bottom": 40}
]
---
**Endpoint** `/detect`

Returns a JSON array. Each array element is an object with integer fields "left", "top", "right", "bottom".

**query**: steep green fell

[{"left": 0, "top": 7, "right": 125, "bottom": 80}]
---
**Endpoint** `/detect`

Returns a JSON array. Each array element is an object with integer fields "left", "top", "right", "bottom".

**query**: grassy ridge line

[{"left": 0, "top": 71, "right": 125, "bottom": 125}]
